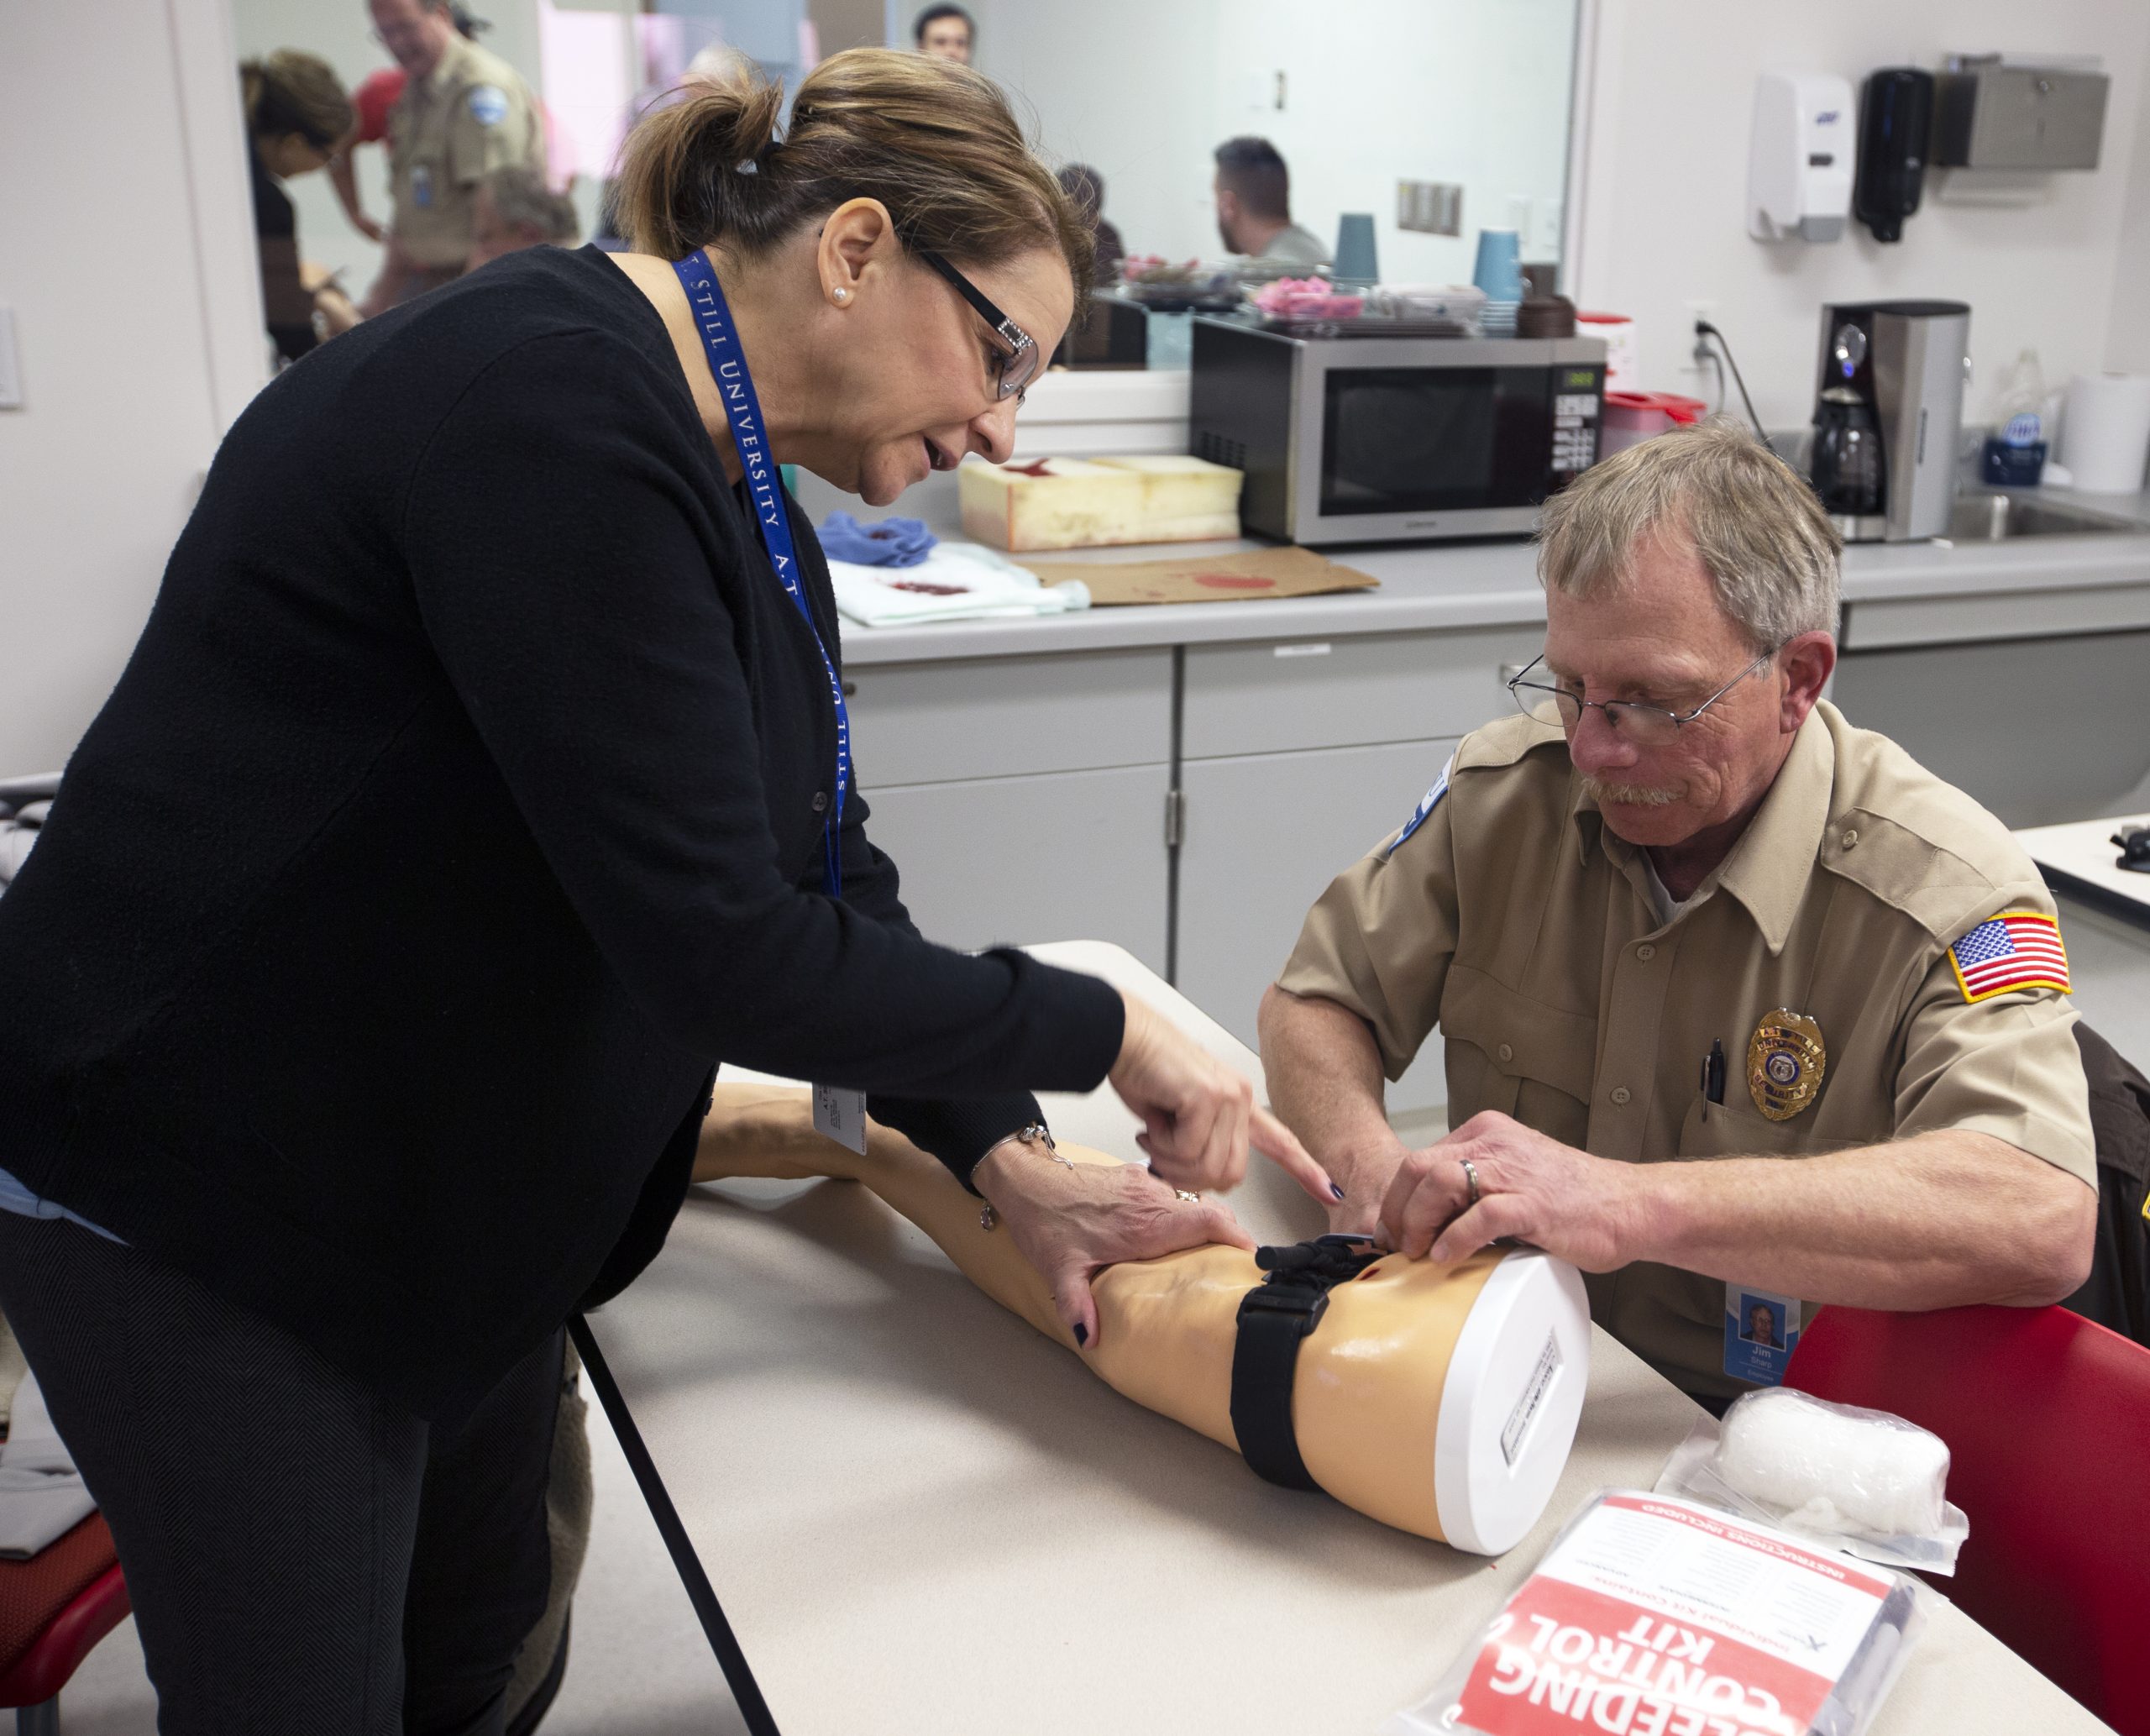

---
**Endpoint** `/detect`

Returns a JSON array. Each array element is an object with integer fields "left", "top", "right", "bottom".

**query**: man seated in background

[
  {"left": 913, "top": 3, "right": 974, "bottom": 64},
  {"left": 467, "top": 165, "right": 579, "bottom": 271},
  {"left": 1258, "top": 422, "right": 2096, "bottom": 1409},
  {"left": 1213, "top": 136, "right": 1329, "bottom": 270},
  {"left": 1057, "top": 164, "right": 1125, "bottom": 287}
]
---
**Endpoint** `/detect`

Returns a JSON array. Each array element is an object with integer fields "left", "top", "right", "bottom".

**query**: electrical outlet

[
  {"left": 1681, "top": 300, "right": 1718, "bottom": 373},
  {"left": 1396, "top": 180, "right": 1464, "bottom": 235}
]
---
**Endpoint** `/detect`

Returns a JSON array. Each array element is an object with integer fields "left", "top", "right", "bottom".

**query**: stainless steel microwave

[{"left": 1187, "top": 319, "right": 1607, "bottom": 545}]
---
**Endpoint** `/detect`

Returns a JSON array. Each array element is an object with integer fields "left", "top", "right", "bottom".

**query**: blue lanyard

[{"left": 672, "top": 252, "right": 850, "bottom": 898}]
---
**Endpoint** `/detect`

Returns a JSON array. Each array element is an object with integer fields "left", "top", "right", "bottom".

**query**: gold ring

[
  {"left": 1175, "top": 1189, "right": 1201, "bottom": 1204},
  {"left": 1458, "top": 1156, "right": 1481, "bottom": 1209}
]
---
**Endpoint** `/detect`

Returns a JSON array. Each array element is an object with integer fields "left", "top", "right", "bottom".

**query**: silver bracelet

[{"left": 977, "top": 1122, "right": 1069, "bottom": 1231}]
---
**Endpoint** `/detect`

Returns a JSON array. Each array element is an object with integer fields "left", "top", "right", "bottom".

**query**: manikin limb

[{"left": 692, "top": 1084, "right": 1586, "bottom": 1549}]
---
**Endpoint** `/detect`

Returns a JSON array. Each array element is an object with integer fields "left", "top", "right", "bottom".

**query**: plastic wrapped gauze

[{"left": 1716, "top": 1388, "right": 1949, "bottom": 1539}]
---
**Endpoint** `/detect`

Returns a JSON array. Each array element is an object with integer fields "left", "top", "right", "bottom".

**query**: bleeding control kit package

[{"left": 1385, "top": 1491, "right": 1922, "bottom": 1736}]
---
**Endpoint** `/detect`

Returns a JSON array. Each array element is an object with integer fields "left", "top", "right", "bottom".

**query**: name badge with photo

[{"left": 1724, "top": 1282, "right": 1801, "bottom": 1387}]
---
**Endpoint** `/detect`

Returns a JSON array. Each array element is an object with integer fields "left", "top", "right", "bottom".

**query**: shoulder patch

[
  {"left": 1387, "top": 752, "right": 1455, "bottom": 855},
  {"left": 467, "top": 84, "right": 509, "bottom": 127},
  {"left": 1947, "top": 910, "right": 2070, "bottom": 1003}
]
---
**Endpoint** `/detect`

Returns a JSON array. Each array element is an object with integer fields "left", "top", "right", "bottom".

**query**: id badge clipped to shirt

[
  {"left": 1724, "top": 1282, "right": 1801, "bottom": 1387},
  {"left": 812, "top": 1084, "right": 868, "bottom": 1156},
  {"left": 411, "top": 162, "right": 433, "bottom": 208}
]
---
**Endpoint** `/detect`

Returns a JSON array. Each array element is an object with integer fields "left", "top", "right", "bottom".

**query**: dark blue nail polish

[
  {"left": 1073, "top": 1322, "right": 1089, "bottom": 1347},
  {"left": 1331, "top": 1183, "right": 1346, "bottom": 1201}
]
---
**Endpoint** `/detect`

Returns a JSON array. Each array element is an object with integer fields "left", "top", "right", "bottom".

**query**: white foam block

[{"left": 958, "top": 454, "right": 1243, "bottom": 551}]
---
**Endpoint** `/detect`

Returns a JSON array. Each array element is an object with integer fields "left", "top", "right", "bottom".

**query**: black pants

[{"left": 0, "top": 1210, "right": 559, "bottom": 1734}]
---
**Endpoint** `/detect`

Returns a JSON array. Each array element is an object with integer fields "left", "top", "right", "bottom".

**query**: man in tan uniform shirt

[
  {"left": 362, "top": 0, "right": 544, "bottom": 313},
  {"left": 1261, "top": 422, "right": 2096, "bottom": 1403}
]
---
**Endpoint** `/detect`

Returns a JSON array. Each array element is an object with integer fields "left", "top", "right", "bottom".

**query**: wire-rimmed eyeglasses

[{"left": 1507, "top": 646, "right": 1780, "bottom": 746}]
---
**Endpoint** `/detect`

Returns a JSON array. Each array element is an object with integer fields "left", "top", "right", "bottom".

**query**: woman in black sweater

[
  {"left": 0, "top": 49, "right": 1329, "bottom": 1731},
  {"left": 242, "top": 51, "right": 361, "bottom": 365}
]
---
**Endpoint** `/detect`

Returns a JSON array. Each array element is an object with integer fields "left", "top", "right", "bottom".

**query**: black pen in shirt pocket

[{"left": 1702, "top": 1038, "right": 1727, "bottom": 1109}]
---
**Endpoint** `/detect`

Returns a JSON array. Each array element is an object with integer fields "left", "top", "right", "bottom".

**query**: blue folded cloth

[{"left": 818, "top": 511, "right": 937, "bottom": 568}]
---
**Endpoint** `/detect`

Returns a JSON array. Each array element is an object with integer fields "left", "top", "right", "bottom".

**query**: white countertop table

[
  {"left": 2016, "top": 816, "right": 2150, "bottom": 1071},
  {"left": 583, "top": 941, "right": 2113, "bottom": 1735},
  {"left": 2018, "top": 813, "right": 2150, "bottom": 924}
]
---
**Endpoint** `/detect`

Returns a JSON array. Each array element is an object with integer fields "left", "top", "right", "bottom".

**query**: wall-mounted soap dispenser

[{"left": 1748, "top": 71, "right": 1855, "bottom": 242}]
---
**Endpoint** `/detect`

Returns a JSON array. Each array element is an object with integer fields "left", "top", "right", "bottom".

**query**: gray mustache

[{"left": 1581, "top": 775, "right": 1685, "bottom": 808}]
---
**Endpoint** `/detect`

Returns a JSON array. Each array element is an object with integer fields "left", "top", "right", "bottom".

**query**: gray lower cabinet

[
  {"left": 1181, "top": 624, "right": 1543, "bottom": 758},
  {"left": 844, "top": 648, "right": 1172, "bottom": 785},
  {"left": 1832, "top": 627, "right": 2150, "bottom": 827},
  {"left": 1173, "top": 738, "right": 1459, "bottom": 1120},
  {"left": 844, "top": 648, "right": 1177, "bottom": 971},
  {"left": 857, "top": 765, "right": 1173, "bottom": 973}
]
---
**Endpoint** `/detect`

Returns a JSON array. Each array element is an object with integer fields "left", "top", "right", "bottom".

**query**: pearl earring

[{"left": 832, "top": 286, "right": 850, "bottom": 302}]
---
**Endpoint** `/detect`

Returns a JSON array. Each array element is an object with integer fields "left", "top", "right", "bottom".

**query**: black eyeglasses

[
  {"left": 919, "top": 250, "right": 1041, "bottom": 404},
  {"left": 1508, "top": 647, "right": 1780, "bottom": 747}
]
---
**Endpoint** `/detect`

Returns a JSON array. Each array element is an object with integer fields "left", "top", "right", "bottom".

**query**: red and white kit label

[{"left": 1454, "top": 1494, "right": 1892, "bottom": 1736}]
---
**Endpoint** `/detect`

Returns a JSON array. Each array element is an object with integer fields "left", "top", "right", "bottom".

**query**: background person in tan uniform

[
  {"left": 361, "top": 0, "right": 543, "bottom": 315},
  {"left": 1260, "top": 422, "right": 2097, "bottom": 1404}
]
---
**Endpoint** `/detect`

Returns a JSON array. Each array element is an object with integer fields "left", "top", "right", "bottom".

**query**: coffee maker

[{"left": 1810, "top": 300, "right": 1969, "bottom": 541}]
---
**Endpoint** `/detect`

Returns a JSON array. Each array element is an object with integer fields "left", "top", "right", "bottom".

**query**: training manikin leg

[{"left": 691, "top": 1085, "right": 1592, "bottom": 1554}]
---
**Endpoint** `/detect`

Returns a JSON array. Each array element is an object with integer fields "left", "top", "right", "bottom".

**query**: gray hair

[
  {"left": 480, "top": 166, "right": 579, "bottom": 244},
  {"left": 1536, "top": 417, "right": 1842, "bottom": 647}
]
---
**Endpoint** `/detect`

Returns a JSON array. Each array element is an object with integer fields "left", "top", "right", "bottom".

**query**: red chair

[
  {"left": 1785, "top": 1303, "right": 2150, "bottom": 1736},
  {"left": 0, "top": 1513, "right": 132, "bottom": 1736}
]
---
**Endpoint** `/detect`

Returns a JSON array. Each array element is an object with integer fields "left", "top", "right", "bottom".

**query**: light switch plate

[{"left": 0, "top": 307, "right": 22, "bottom": 409}]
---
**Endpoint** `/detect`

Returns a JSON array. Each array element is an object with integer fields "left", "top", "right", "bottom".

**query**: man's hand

[
  {"left": 1377, "top": 1110, "right": 1642, "bottom": 1271},
  {"left": 973, "top": 1142, "right": 1254, "bottom": 1350}
]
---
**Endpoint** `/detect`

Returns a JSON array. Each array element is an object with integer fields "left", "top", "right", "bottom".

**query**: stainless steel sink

[{"left": 1947, "top": 491, "right": 2143, "bottom": 540}]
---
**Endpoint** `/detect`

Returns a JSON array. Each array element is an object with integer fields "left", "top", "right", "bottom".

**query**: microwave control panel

[{"left": 1551, "top": 366, "right": 1605, "bottom": 485}]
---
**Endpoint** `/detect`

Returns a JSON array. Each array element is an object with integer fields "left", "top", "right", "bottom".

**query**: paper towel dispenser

[{"left": 1933, "top": 57, "right": 2108, "bottom": 171}]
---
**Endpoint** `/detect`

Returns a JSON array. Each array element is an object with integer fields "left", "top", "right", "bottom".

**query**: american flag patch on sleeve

[{"left": 1947, "top": 910, "right": 2071, "bottom": 1003}]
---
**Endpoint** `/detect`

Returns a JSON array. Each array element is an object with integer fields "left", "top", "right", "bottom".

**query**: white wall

[
  {"left": 1570, "top": 0, "right": 2150, "bottom": 429},
  {"left": 971, "top": 0, "right": 1576, "bottom": 281},
  {"left": 0, "top": 0, "right": 267, "bottom": 773}
]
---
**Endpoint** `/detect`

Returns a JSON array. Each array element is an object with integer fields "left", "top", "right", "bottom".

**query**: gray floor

[{"left": 43, "top": 1369, "right": 750, "bottom": 1735}]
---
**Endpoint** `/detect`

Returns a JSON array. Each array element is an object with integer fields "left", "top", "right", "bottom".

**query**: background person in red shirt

[{"left": 328, "top": 64, "right": 403, "bottom": 242}]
